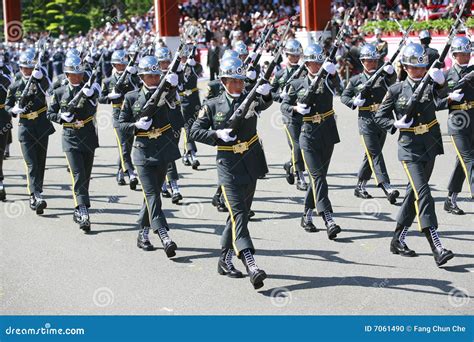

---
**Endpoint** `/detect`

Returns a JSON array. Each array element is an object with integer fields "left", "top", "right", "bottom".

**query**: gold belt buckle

[
  {"left": 28, "top": 112, "right": 39, "bottom": 120},
  {"left": 233, "top": 142, "right": 249, "bottom": 154},
  {"left": 311, "top": 114, "right": 322, "bottom": 124},
  {"left": 184, "top": 89, "right": 193, "bottom": 96},
  {"left": 148, "top": 129, "right": 162, "bottom": 139},
  {"left": 414, "top": 124, "right": 429, "bottom": 135},
  {"left": 370, "top": 104, "right": 379, "bottom": 112},
  {"left": 73, "top": 120, "right": 84, "bottom": 128},
  {"left": 460, "top": 103, "right": 469, "bottom": 110}
]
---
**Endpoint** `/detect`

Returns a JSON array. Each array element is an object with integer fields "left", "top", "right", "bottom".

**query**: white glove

[
  {"left": 256, "top": 83, "right": 272, "bottom": 96},
  {"left": 249, "top": 51, "right": 257, "bottom": 61},
  {"left": 246, "top": 70, "right": 257, "bottom": 80},
  {"left": 294, "top": 102, "right": 310, "bottom": 115},
  {"left": 383, "top": 64, "right": 394, "bottom": 75},
  {"left": 126, "top": 65, "right": 137, "bottom": 74},
  {"left": 393, "top": 114, "right": 414, "bottom": 129},
  {"left": 134, "top": 116, "right": 152, "bottom": 130},
  {"left": 322, "top": 61, "right": 336, "bottom": 75},
  {"left": 216, "top": 128, "right": 236, "bottom": 142},
  {"left": 11, "top": 105, "right": 25, "bottom": 115},
  {"left": 32, "top": 69, "right": 43, "bottom": 80},
  {"left": 0, "top": 60, "right": 3, "bottom": 67},
  {"left": 279, "top": 90, "right": 288, "bottom": 99},
  {"left": 353, "top": 94, "right": 366, "bottom": 107},
  {"left": 429, "top": 68, "right": 445, "bottom": 85},
  {"left": 107, "top": 91, "right": 121, "bottom": 100},
  {"left": 82, "top": 87, "right": 94, "bottom": 97},
  {"left": 177, "top": 63, "right": 185, "bottom": 73},
  {"left": 60, "top": 111, "right": 74, "bottom": 122},
  {"left": 187, "top": 58, "right": 196, "bottom": 66},
  {"left": 165, "top": 73, "right": 179, "bottom": 87},
  {"left": 85, "top": 56, "right": 94, "bottom": 64},
  {"left": 448, "top": 89, "right": 464, "bottom": 102}
]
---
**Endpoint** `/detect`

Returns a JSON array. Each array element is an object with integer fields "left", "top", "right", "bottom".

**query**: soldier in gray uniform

[
  {"left": 47, "top": 55, "right": 101, "bottom": 232},
  {"left": 419, "top": 30, "right": 440, "bottom": 68},
  {"left": 281, "top": 44, "right": 342, "bottom": 239},
  {"left": 119, "top": 55, "right": 180, "bottom": 257},
  {"left": 271, "top": 39, "right": 308, "bottom": 191},
  {"left": 155, "top": 46, "right": 184, "bottom": 204},
  {"left": 5, "top": 49, "right": 54, "bottom": 214},
  {"left": 438, "top": 36, "right": 474, "bottom": 215},
  {"left": 178, "top": 44, "right": 203, "bottom": 169},
  {"left": 341, "top": 43, "right": 400, "bottom": 203},
  {"left": 374, "top": 29, "right": 388, "bottom": 67},
  {"left": 99, "top": 49, "right": 140, "bottom": 189},
  {"left": 0, "top": 67, "right": 12, "bottom": 201},
  {"left": 374, "top": 43, "right": 454, "bottom": 266},
  {"left": 190, "top": 56, "right": 272, "bottom": 289}
]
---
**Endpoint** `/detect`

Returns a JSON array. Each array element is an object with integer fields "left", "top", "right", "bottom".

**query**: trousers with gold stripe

[
  {"left": 65, "top": 150, "right": 95, "bottom": 207},
  {"left": 357, "top": 118, "right": 390, "bottom": 185},
  {"left": 447, "top": 133, "right": 474, "bottom": 198},
  {"left": 283, "top": 120, "right": 305, "bottom": 172},
  {"left": 220, "top": 181, "right": 256, "bottom": 254},
  {"left": 0, "top": 124, "right": 9, "bottom": 181},
  {"left": 398, "top": 160, "right": 438, "bottom": 230},
  {"left": 20, "top": 137, "right": 49, "bottom": 195},
  {"left": 114, "top": 127, "right": 134, "bottom": 173}
]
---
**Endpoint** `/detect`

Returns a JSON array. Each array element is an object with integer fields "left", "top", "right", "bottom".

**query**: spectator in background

[{"left": 207, "top": 38, "right": 220, "bottom": 81}]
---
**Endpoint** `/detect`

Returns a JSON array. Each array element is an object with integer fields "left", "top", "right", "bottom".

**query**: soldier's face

[
  {"left": 114, "top": 63, "right": 126, "bottom": 72},
  {"left": 142, "top": 74, "right": 161, "bottom": 87},
  {"left": 453, "top": 52, "right": 471, "bottom": 65},
  {"left": 287, "top": 54, "right": 300, "bottom": 65},
  {"left": 305, "top": 62, "right": 322, "bottom": 75},
  {"left": 159, "top": 61, "right": 171, "bottom": 71},
  {"left": 20, "top": 67, "right": 33, "bottom": 77},
  {"left": 223, "top": 78, "right": 244, "bottom": 94},
  {"left": 66, "top": 73, "right": 84, "bottom": 85},
  {"left": 362, "top": 59, "right": 378, "bottom": 73},
  {"left": 405, "top": 66, "right": 426, "bottom": 80}
]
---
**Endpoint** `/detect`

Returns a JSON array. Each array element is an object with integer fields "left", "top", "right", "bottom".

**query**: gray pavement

[{"left": 1, "top": 96, "right": 473, "bottom": 315}]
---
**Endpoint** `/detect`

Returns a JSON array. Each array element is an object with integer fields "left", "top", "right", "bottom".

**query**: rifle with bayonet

[
  {"left": 18, "top": 39, "right": 47, "bottom": 109},
  {"left": 114, "top": 38, "right": 142, "bottom": 94}
]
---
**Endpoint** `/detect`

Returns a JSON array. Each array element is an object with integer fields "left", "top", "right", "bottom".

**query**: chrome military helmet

[
  {"left": 111, "top": 49, "right": 128, "bottom": 65},
  {"left": 401, "top": 43, "right": 428, "bottom": 67},
  {"left": 284, "top": 39, "right": 303, "bottom": 56},
  {"left": 234, "top": 41, "right": 249, "bottom": 56},
  {"left": 137, "top": 55, "right": 162, "bottom": 75},
  {"left": 303, "top": 43, "right": 325, "bottom": 63},
  {"left": 64, "top": 55, "right": 84, "bottom": 74},
  {"left": 451, "top": 36, "right": 472, "bottom": 54},
  {"left": 219, "top": 56, "right": 246, "bottom": 79},
  {"left": 19, "top": 49, "right": 36, "bottom": 68},
  {"left": 222, "top": 49, "right": 239, "bottom": 60},
  {"left": 66, "top": 48, "right": 81, "bottom": 58},
  {"left": 419, "top": 30, "right": 431, "bottom": 41},
  {"left": 359, "top": 43, "right": 380, "bottom": 60},
  {"left": 155, "top": 46, "right": 172, "bottom": 62}
]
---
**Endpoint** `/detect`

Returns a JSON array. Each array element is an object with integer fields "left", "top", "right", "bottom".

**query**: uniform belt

[
  {"left": 359, "top": 103, "right": 380, "bottom": 112},
  {"left": 63, "top": 116, "right": 94, "bottom": 129},
  {"left": 302, "top": 109, "right": 335, "bottom": 124},
  {"left": 450, "top": 101, "right": 474, "bottom": 110},
  {"left": 399, "top": 119, "right": 439, "bottom": 135},
  {"left": 0, "top": 104, "right": 5, "bottom": 109},
  {"left": 179, "top": 88, "right": 199, "bottom": 97},
  {"left": 217, "top": 134, "right": 259, "bottom": 154},
  {"left": 135, "top": 123, "right": 172, "bottom": 139},
  {"left": 19, "top": 106, "right": 47, "bottom": 120},
  {"left": 112, "top": 103, "right": 122, "bottom": 108}
]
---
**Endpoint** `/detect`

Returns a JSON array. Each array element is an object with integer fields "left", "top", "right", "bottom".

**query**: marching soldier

[
  {"left": 374, "top": 29, "right": 388, "bottom": 67},
  {"left": 178, "top": 44, "right": 202, "bottom": 169},
  {"left": 5, "top": 49, "right": 54, "bottom": 214},
  {"left": 99, "top": 49, "right": 140, "bottom": 189},
  {"left": 341, "top": 43, "right": 400, "bottom": 203},
  {"left": 119, "top": 55, "right": 180, "bottom": 257},
  {"left": 281, "top": 44, "right": 342, "bottom": 239},
  {"left": 47, "top": 55, "right": 101, "bottom": 233},
  {"left": 271, "top": 39, "right": 308, "bottom": 191},
  {"left": 156, "top": 46, "right": 184, "bottom": 204},
  {"left": 374, "top": 43, "right": 454, "bottom": 266},
  {"left": 0, "top": 66, "right": 12, "bottom": 201},
  {"left": 419, "top": 30, "right": 440, "bottom": 68},
  {"left": 190, "top": 56, "right": 272, "bottom": 289},
  {"left": 438, "top": 36, "right": 474, "bottom": 215}
]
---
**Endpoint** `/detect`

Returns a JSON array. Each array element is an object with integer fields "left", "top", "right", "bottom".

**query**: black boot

[
  {"left": 34, "top": 192, "right": 47, "bottom": 215},
  {"left": 323, "top": 211, "right": 341, "bottom": 240},
  {"left": 217, "top": 200, "right": 228, "bottom": 212},
  {"left": 283, "top": 162, "right": 295, "bottom": 185},
  {"left": 444, "top": 197, "right": 465, "bottom": 215},
  {"left": 300, "top": 214, "right": 317, "bottom": 232},
  {"left": 116, "top": 170, "right": 126, "bottom": 186},
  {"left": 296, "top": 179, "right": 308, "bottom": 191},
  {"left": 191, "top": 158, "right": 200, "bottom": 170},
  {"left": 423, "top": 227, "right": 454, "bottom": 267},
  {"left": 354, "top": 184, "right": 372, "bottom": 199},
  {"left": 29, "top": 194, "right": 37, "bottom": 211},
  {"left": 156, "top": 226, "right": 177, "bottom": 258},
  {"left": 248, "top": 210, "right": 255, "bottom": 220},
  {"left": 137, "top": 226, "right": 154, "bottom": 251},
  {"left": 390, "top": 226, "right": 416, "bottom": 257},
  {"left": 0, "top": 186, "right": 5, "bottom": 202},
  {"left": 171, "top": 191, "right": 183, "bottom": 204},
  {"left": 217, "top": 248, "right": 244, "bottom": 278},
  {"left": 161, "top": 183, "right": 171, "bottom": 198},
  {"left": 380, "top": 183, "right": 399, "bottom": 204},
  {"left": 129, "top": 173, "right": 138, "bottom": 190},
  {"left": 73, "top": 205, "right": 91, "bottom": 233},
  {"left": 182, "top": 154, "right": 191, "bottom": 166},
  {"left": 241, "top": 249, "right": 266, "bottom": 290}
]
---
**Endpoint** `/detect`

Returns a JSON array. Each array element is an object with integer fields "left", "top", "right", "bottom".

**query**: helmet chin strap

[
  {"left": 363, "top": 64, "right": 376, "bottom": 74},
  {"left": 144, "top": 83, "right": 157, "bottom": 90},
  {"left": 408, "top": 75, "right": 423, "bottom": 82},
  {"left": 455, "top": 62, "right": 469, "bottom": 67}
]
